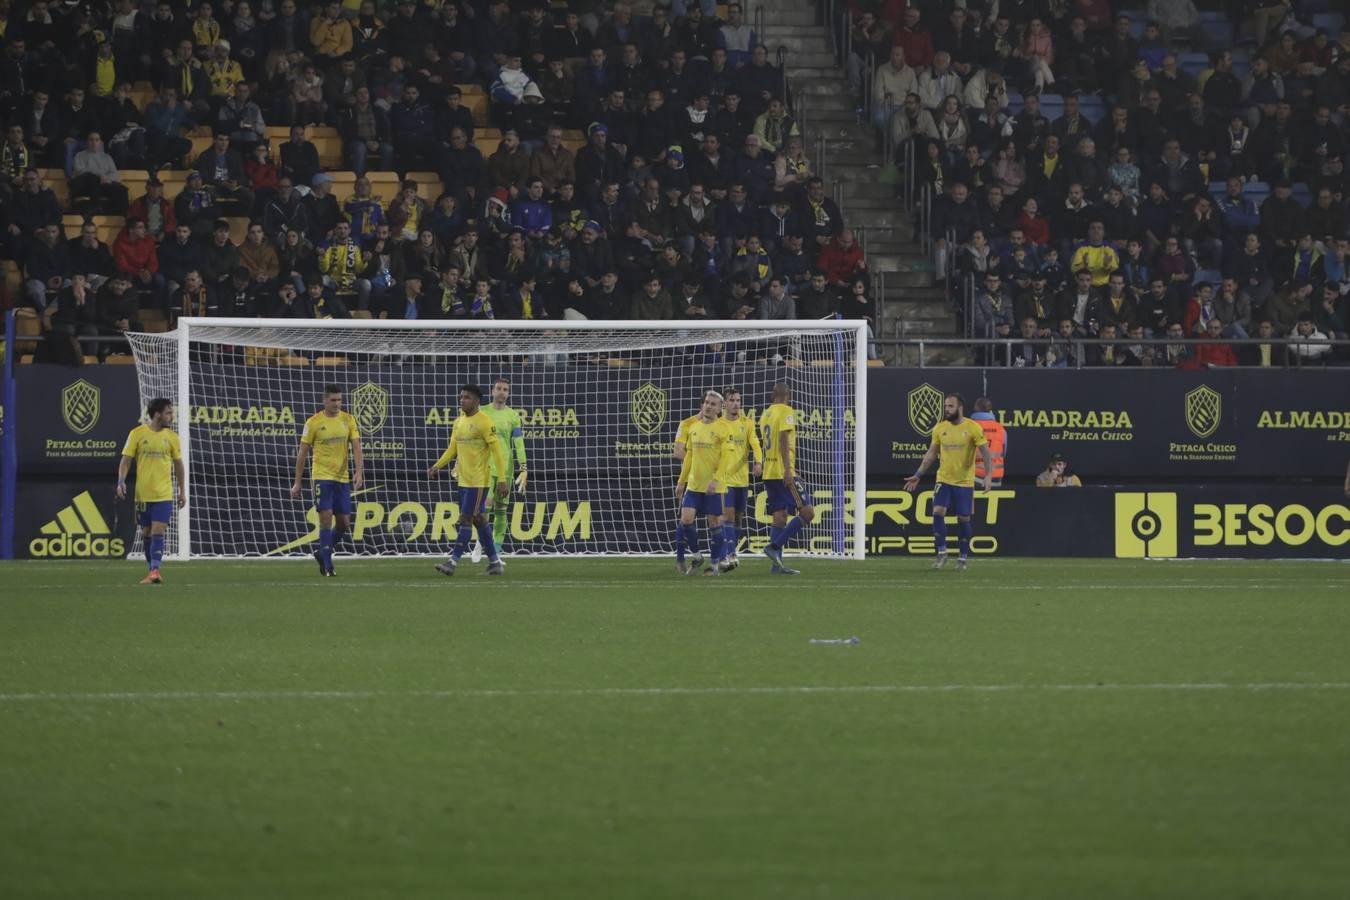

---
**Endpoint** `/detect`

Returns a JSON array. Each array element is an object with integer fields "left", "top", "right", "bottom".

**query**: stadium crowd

[
  {"left": 861, "top": 0, "right": 1349, "bottom": 364},
  {"left": 0, "top": 0, "right": 875, "bottom": 363}
]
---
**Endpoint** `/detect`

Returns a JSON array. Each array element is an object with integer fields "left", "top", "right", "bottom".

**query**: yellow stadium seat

[
  {"left": 14, "top": 308, "right": 40, "bottom": 354},
  {"left": 105, "top": 354, "right": 137, "bottom": 364},
  {"left": 315, "top": 355, "right": 348, "bottom": 366},
  {"left": 277, "top": 355, "right": 310, "bottom": 366},
  {"left": 405, "top": 172, "right": 445, "bottom": 203},
  {"left": 120, "top": 169, "right": 151, "bottom": 201},
  {"left": 19, "top": 354, "right": 34, "bottom": 364},
  {"left": 477, "top": 137, "right": 501, "bottom": 157},
  {"left": 350, "top": 309, "right": 372, "bottom": 319},
  {"left": 226, "top": 217, "right": 250, "bottom": 244},
  {"left": 39, "top": 169, "right": 69, "bottom": 207},
  {"left": 462, "top": 93, "right": 488, "bottom": 125}
]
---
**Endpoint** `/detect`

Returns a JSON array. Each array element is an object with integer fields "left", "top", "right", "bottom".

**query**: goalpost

[{"left": 126, "top": 318, "right": 868, "bottom": 561}]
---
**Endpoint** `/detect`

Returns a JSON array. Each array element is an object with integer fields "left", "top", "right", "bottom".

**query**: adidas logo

[{"left": 29, "top": 491, "right": 126, "bottom": 558}]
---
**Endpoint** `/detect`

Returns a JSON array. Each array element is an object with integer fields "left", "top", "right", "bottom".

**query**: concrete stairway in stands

[{"left": 766, "top": 5, "right": 958, "bottom": 363}]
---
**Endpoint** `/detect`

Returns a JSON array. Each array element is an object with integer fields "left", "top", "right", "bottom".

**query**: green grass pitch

[{"left": 2, "top": 557, "right": 1349, "bottom": 899}]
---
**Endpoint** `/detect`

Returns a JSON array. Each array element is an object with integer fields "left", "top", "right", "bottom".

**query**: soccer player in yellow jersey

[
  {"left": 428, "top": 384, "right": 509, "bottom": 576},
  {"left": 675, "top": 390, "right": 738, "bottom": 575},
  {"left": 905, "top": 392, "right": 993, "bottom": 570},
  {"left": 291, "top": 385, "right": 364, "bottom": 577},
  {"left": 671, "top": 407, "right": 703, "bottom": 564},
  {"left": 760, "top": 382, "right": 816, "bottom": 575},
  {"left": 719, "top": 388, "right": 762, "bottom": 570},
  {"left": 117, "top": 398, "right": 185, "bottom": 585}
]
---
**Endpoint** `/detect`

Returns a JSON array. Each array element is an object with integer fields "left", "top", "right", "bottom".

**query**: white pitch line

[
  {"left": 3, "top": 683, "right": 1350, "bottom": 703},
  {"left": 8, "top": 581, "right": 1346, "bottom": 591}
]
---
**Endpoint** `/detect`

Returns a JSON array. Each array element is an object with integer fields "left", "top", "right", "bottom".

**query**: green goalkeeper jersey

[{"left": 483, "top": 404, "right": 526, "bottom": 481}]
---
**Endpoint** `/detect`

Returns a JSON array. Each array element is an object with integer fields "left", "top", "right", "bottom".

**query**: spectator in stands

[
  {"left": 159, "top": 224, "right": 205, "bottom": 309},
  {"left": 1217, "top": 177, "right": 1261, "bottom": 236},
  {"left": 817, "top": 227, "right": 866, "bottom": 293},
  {"left": 1264, "top": 278, "right": 1313, "bottom": 335},
  {"left": 1070, "top": 221, "right": 1119, "bottom": 287},
  {"left": 1036, "top": 453, "right": 1083, "bottom": 487},
  {"left": 1240, "top": 318, "right": 1279, "bottom": 367},
  {"left": 128, "top": 176, "right": 176, "bottom": 244},
  {"left": 196, "top": 132, "right": 253, "bottom": 215},
  {"left": 279, "top": 125, "right": 321, "bottom": 196},
  {"left": 1214, "top": 277, "right": 1254, "bottom": 339},
  {"left": 9, "top": 168, "right": 61, "bottom": 242},
  {"left": 892, "top": 8, "right": 933, "bottom": 73},
  {"left": 889, "top": 92, "right": 938, "bottom": 154},
  {"left": 95, "top": 274, "right": 141, "bottom": 358},
  {"left": 113, "top": 218, "right": 164, "bottom": 311},
  {"left": 305, "top": 173, "right": 341, "bottom": 243},
  {"left": 1189, "top": 317, "right": 1239, "bottom": 367},
  {"left": 239, "top": 221, "right": 280, "bottom": 287},
  {"left": 1085, "top": 321, "right": 1127, "bottom": 366},
  {"left": 318, "top": 219, "right": 370, "bottom": 311},
  {"left": 1285, "top": 313, "right": 1328, "bottom": 361},
  {"left": 201, "top": 219, "right": 241, "bottom": 292},
  {"left": 1226, "top": 232, "right": 1276, "bottom": 309},
  {"left": 70, "top": 133, "right": 129, "bottom": 215}
]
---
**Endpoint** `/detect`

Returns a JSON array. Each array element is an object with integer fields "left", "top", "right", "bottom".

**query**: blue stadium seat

[
  {"left": 1128, "top": 18, "right": 1147, "bottom": 40},
  {"left": 1208, "top": 181, "right": 1228, "bottom": 199},
  {"left": 1078, "top": 96, "right": 1106, "bottom": 124},
  {"left": 1179, "top": 51, "right": 1210, "bottom": 68},
  {"left": 1231, "top": 60, "right": 1252, "bottom": 79},
  {"left": 1311, "top": 13, "right": 1344, "bottom": 36},
  {"left": 1194, "top": 269, "right": 1222, "bottom": 287},
  {"left": 1180, "top": 60, "right": 1209, "bottom": 80},
  {"left": 1006, "top": 91, "right": 1024, "bottom": 117},
  {"left": 1201, "top": 21, "right": 1234, "bottom": 50},
  {"left": 1198, "top": 11, "right": 1227, "bottom": 22},
  {"left": 1039, "top": 94, "right": 1064, "bottom": 121},
  {"left": 1291, "top": 183, "right": 1311, "bottom": 207}
]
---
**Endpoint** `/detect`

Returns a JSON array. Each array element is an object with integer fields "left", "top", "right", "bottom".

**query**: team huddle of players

[
  {"left": 115, "top": 384, "right": 991, "bottom": 581},
  {"left": 673, "top": 383, "right": 815, "bottom": 577}
]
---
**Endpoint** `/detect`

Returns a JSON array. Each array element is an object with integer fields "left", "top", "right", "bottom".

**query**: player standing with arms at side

[
  {"left": 472, "top": 378, "right": 529, "bottom": 562},
  {"left": 719, "top": 388, "right": 762, "bottom": 570},
  {"left": 428, "top": 384, "right": 509, "bottom": 576},
  {"left": 291, "top": 385, "right": 364, "bottom": 577},
  {"left": 675, "top": 390, "right": 737, "bottom": 575},
  {"left": 117, "top": 398, "right": 185, "bottom": 585},
  {"left": 760, "top": 382, "right": 816, "bottom": 575},
  {"left": 671, "top": 405, "right": 704, "bottom": 566},
  {"left": 904, "top": 392, "right": 993, "bottom": 570}
]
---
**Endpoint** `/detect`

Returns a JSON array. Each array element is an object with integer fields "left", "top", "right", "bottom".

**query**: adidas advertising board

[{"left": 17, "top": 481, "right": 138, "bottom": 559}]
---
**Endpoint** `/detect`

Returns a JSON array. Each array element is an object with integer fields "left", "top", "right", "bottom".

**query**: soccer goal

[{"left": 125, "top": 319, "right": 869, "bottom": 560}]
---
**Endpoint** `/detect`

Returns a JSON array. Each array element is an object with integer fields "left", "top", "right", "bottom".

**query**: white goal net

[{"left": 126, "top": 319, "right": 868, "bottom": 560}]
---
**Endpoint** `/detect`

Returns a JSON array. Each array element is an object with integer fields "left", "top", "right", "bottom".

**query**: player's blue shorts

[
  {"left": 136, "top": 500, "right": 174, "bottom": 527},
  {"left": 933, "top": 483, "right": 974, "bottom": 517},
  {"left": 765, "top": 477, "right": 812, "bottom": 514},
  {"left": 681, "top": 489, "right": 724, "bottom": 517},
  {"left": 723, "top": 485, "right": 749, "bottom": 512},
  {"left": 315, "top": 480, "right": 352, "bottom": 515},
  {"left": 458, "top": 486, "right": 491, "bottom": 519}
]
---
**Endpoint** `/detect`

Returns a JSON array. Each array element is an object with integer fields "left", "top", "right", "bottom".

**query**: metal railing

[
  {"left": 871, "top": 337, "right": 1350, "bottom": 369},
  {"left": 918, "top": 183, "right": 933, "bottom": 254},
  {"left": 901, "top": 137, "right": 916, "bottom": 211},
  {"left": 753, "top": 4, "right": 765, "bottom": 45}
]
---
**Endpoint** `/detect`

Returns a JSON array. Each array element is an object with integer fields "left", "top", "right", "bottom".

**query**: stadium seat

[
  {"left": 225, "top": 217, "right": 250, "bottom": 243},
  {"left": 1208, "top": 181, "right": 1227, "bottom": 200},
  {"left": 38, "top": 168, "right": 69, "bottom": 207},
  {"left": 120, "top": 169, "right": 151, "bottom": 203},
  {"left": 406, "top": 172, "right": 446, "bottom": 203},
  {"left": 1311, "top": 13, "right": 1343, "bottom": 36},
  {"left": 365, "top": 170, "right": 401, "bottom": 202},
  {"left": 1078, "top": 96, "right": 1106, "bottom": 124},
  {"left": 1194, "top": 268, "right": 1222, "bottom": 287},
  {"left": 104, "top": 355, "right": 137, "bottom": 364},
  {"left": 1291, "top": 183, "right": 1311, "bottom": 207},
  {"left": 2, "top": 259, "right": 21, "bottom": 298},
  {"left": 1198, "top": 11, "right": 1227, "bottom": 23},
  {"left": 1038, "top": 94, "right": 1064, "bottom": 121},
  {"left": 62, "top": 214, "right": 126, "bottom": 243},
  {"left": 1201, "top": 21, "right": 1234, "bottom": 50},
  {"left": 315, "top": 355, "right": 349, "bottom": 365},
  {"left": 14, "top": 308, "right": 40, "bottom": 354}
]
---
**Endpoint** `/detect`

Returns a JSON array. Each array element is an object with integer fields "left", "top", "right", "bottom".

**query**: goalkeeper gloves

[{"left": 514, "top": 469, "right": 528, "bottom": 492}]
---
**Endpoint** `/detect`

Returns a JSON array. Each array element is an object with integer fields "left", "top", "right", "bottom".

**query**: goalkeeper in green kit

[{"left": 472, "top": 378, "right": 529, "bottom": 562}]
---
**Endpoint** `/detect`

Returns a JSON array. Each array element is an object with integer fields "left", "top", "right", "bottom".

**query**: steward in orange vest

[{"left": 970, "top": 397, "right": 1006, "bottom": 485}]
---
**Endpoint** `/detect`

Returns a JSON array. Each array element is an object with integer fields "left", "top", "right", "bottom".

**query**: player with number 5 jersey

[{"left": 759, "top": 382, "right": 816, "bottom": 575}]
